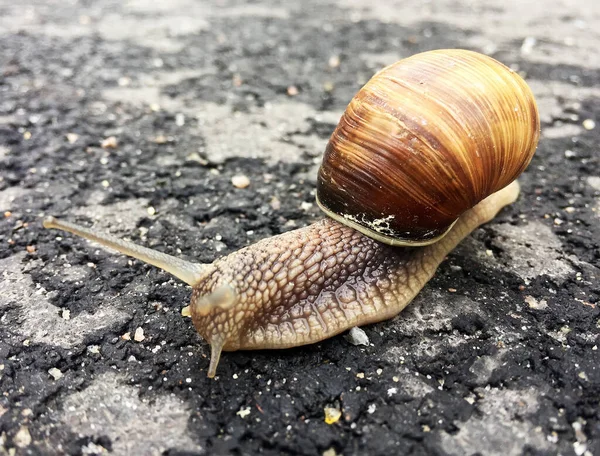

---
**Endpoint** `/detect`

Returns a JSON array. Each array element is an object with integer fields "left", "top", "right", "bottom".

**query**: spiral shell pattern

[{"left": 317, "top": 49, "right": 539, "bottom": 245}]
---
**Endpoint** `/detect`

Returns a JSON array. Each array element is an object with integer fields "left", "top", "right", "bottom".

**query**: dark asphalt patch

[{"left": 1, "top": 1, "right": 599, "bottom": 455}]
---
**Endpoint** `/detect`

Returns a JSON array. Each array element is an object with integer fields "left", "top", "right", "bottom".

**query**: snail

[{"left": 43, "top": 49, "right": 540, "bottom": 377}]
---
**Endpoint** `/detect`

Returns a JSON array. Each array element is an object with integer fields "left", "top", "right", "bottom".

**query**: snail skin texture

[{"left": 44, "top": 50, "right": 539, "bottom": 377}]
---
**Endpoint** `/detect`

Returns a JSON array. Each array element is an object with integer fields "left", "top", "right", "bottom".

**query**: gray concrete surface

[{"left": 0, "top": 0, "right": 599, "bottom": 455}]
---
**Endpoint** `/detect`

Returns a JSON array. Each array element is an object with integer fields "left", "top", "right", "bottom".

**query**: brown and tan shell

[{"left": 317, "top": 49, "right": 540, "bottom": 246}]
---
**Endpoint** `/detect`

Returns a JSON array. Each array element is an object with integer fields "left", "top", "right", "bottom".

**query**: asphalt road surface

[{"left": 0, "top": 0, "right": 598, "bottom": 455}]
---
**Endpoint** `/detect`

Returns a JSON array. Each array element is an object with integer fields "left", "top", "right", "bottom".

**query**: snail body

[
  {"left": 43, "top": 50, "right": 539, "bottom": 377},
  {"left": 43, "top": 183, "right": 519, "bottom": 377}
]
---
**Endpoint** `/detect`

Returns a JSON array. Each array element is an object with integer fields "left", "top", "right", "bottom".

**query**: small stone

[
  {"left": 376, "top": 368, "right": 383, "bottom": 375},
  {"left": 287, "top": 85, "right": 299, "bottom": 96},
  {"left": 154, "top": 135, "right": 168, "bottom": 144},
  {"left": 346, "top": 326, "right": 369, "bottom": 346},
  {"left": 147, "top": 206, "right": 156, "bottom": 216},
  {"left": 525, "top": 295, "right": 548, "bottom": 310},
  {"left": 13, "top": 426, "right": 32, "bottom": 448},
  {"left": 582, "top": 119, "right": 596, "bottom": 130},
  {"left": 387, "top": 387, "right": 398, "bottom": 397},
  {"left": 121, "top": 332, "right": 131, "bottom": 340},
  {"left": 328, "top": 55, "right": 340, "bottom": 68},
  {"left": 356, "top": 372, "right": 365, "bottom": 379},
  {"left": 101, "top": 180, "right": 110, "bottom": 188},
  {"left": 134, "top": 327, "right": 145, "bottom": 342},
  {"left": 26, "top": 245, "right": 36, "bottom": 253},
  {"left": 367, "top": 403, "right": 376, "bottom": 414},
  {"left": 186, "top": 152, "right": 208, "bottom": 165},
  {"left": 422, "top": 424, "right": 431, "bottom": 432},
  {"left": 554, "top": 218, "right": 563, "bottom": 225},
  {"left": 231, "top": 174, "right": 250, "bottom": 189},
  {"left": 4, "top": 211, "right": 11, "bottom": 218},
  {"left": 236, "top": 407, "right": 251, "bottom": 418},
  {"left": 448, "top": 288, "right": 457, "bottom": 293},
  {"left": 87, "top": 345, "right": 100, "bottom": 354},
  {"left": 300, "top": 201, "right": 313, "bottom": 211},
  {"left": 564, "top": 150, "right": 577, "bottom": 158},
  {"left": 520, "top": 36, "right": 537, "bottom": 55},
  {"left": 101, "top": 136, "right": 118, "bottom": 149},
  {"left": 324, "top": 406, "right": 341, "bottom": 424},
  {"left": 23, "top": 131, "right": 32, "bottom": 140},
  {"left": 62, "top": 309, "right": 70, "bottom": 320},
  {"left": 392, "top": 376, "right": 399, "bottom": 382},
  {"left": 270, "top": 196, "right": 281, "bottom": 210},
  {"left": 81, "top": 442, "right": 108, "bottom": 455},
  {"left": 66, "top": 133, "right": 79, "bottom": 144},
  {"left": 574, "top": 442, "right": 587, "bottom": 456},
  {"left": 175, "top": 113, "right": 185, "bottom": 126},
  {"left": 181, "top": 306, "right": 191, "bottom": 317},
  {"left": 572, "top": 420, "right": 587, "bottom": 442},
  {"left": 323, "top": 448, "right": 338, "bottom": 456},
  {"left": 48, "top": 367, "right": 63, "bottom": 380}
]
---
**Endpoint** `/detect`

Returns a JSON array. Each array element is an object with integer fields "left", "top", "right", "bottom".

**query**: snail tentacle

[
  {"left": 43, "top": 216, "right": 207, "bottom": 286},
  {"left": 208, "top": 339, "right": 226, "bottom": 378}
]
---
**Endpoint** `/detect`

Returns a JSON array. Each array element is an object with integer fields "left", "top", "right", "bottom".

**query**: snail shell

[{"left": 317, "top": 49, "right": 540, "bottom": 246}]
